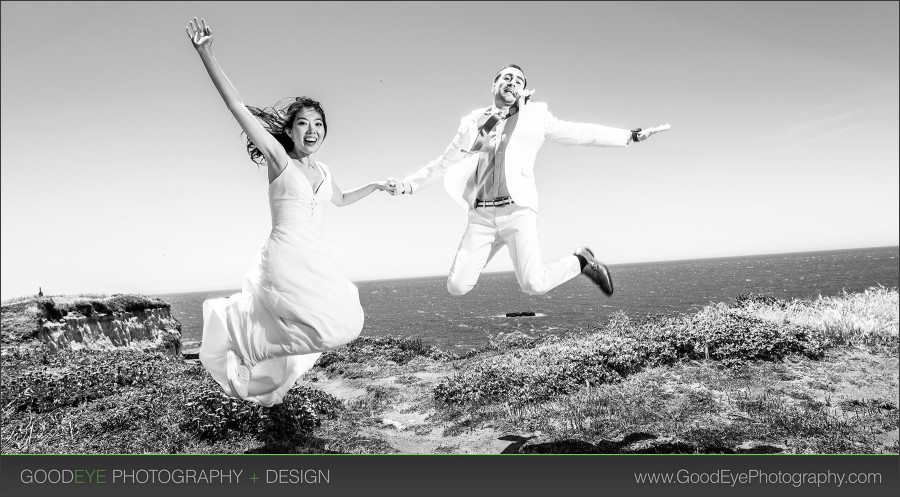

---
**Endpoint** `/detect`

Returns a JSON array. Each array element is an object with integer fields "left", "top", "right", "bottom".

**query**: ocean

[{"left": 154, "top": 246, "right": 899, "bottom": 354}]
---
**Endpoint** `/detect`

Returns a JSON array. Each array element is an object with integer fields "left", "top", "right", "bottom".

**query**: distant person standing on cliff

[
  {"left": 385, "top": 64, "right": 669, "bottom": 299},
  {"left": 187, "top": 17, "right": 390, "bottom": 406}
]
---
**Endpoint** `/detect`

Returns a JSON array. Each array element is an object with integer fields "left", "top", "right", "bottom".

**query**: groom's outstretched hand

[{"left": 634, "top": 123, "right": 671, "bottom": 142}]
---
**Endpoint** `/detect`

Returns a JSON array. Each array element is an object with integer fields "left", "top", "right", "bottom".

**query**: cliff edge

[{"left": 1, "top": 294, "right": 182, "bottom": 356}]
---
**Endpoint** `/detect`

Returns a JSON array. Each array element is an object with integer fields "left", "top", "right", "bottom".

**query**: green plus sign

[{"left": 250, "top": 474, "right": 259, "bottom": 483}]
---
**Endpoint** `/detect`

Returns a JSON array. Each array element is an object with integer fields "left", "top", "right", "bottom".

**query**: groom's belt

[{"left": 474, "top": 197, "right": 515, "bottom": 208}]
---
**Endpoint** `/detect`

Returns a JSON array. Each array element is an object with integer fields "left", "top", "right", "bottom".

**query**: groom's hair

[{"left": 493, "top": 64, "right": 526, "bottom": 88}]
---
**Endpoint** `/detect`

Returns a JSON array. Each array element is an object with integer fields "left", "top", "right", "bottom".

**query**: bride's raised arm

[{"left": 186, "top": 17, "right": 288, "bottom": 178}]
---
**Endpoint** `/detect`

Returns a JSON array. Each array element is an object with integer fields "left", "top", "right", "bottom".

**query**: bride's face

[{"left": 288, "top": 107, "right": 326, "bottom": 154}]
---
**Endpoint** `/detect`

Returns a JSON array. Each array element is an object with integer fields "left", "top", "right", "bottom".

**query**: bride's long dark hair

[{"left": 244, "top": 97, "right": 328, "bottom": 167}]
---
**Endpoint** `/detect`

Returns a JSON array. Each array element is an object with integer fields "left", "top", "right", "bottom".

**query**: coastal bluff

[{"left": 1, "top": 294, "right": 182, "bottom": 356}]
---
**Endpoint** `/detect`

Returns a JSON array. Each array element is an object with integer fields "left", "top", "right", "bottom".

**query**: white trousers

[{"left": 447, "top": 204, "right": 582, "bottom": 296}]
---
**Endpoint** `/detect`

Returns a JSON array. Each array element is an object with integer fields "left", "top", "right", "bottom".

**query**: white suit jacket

[{"left": 402, "top": 101, "right": 633, "bottom": 212}]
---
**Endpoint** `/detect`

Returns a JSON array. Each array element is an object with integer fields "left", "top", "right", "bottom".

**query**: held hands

[
  {"left": 186, "top": 17, "right": 213, "bottom": 54},
  {"left": 634, "top": 123, "right": 671, "bottom": 142},
  {"left": 385, "top": 177, "right": 407, "bottom": 196}
]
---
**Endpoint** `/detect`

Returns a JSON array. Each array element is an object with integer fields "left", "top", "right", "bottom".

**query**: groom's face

[{"left": 492, "top": 67, "right": 526, "bottom": 106}]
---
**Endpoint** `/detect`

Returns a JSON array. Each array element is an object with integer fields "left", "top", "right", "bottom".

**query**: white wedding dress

[{"left": 200, "top": 161, "right": 364, "bottom": 406}]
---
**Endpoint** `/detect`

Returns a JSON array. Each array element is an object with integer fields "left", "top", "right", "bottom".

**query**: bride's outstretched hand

[{"left": 186, "top": 17, "right": 213, "bottom": 53}]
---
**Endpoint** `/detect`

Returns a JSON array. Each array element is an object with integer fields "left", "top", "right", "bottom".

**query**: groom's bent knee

[{"left": 520, "top": 277, "right": 550, "bottom": 296}]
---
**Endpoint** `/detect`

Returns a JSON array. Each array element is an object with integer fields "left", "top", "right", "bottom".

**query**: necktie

[{"left": 465, "top": 104, "right": 520, "bottom": 154}]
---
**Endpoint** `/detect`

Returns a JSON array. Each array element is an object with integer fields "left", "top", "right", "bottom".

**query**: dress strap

[{"left": 316, "top": 161, "right": 330, "bottom": 178}]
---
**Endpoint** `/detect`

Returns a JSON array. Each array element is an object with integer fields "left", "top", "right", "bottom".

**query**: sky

[{"left": 2, "top": 1, "right": 898, "bottom": 300}]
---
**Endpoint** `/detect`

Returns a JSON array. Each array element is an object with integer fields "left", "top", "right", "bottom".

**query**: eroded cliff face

[
  {"left": 39, "top": 307, "right": 182, "bottom": 355},
  {"left": 1, "top": 295, "right": 182, "bottom": 356}
]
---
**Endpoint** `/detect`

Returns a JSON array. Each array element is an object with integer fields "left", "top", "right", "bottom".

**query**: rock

[
  {"left": 620, "top": 436, "right": 696, "bottom": 454},
  {"left": 736, "top": 441, "right": 785, "bottom": 454},
  {"left": 1, "top": 294, "right": 183, "bottom": 357},
  {"left": 381, "top": 418, "right": 406, "bottom": 431},
  {"left": 495, "top": 330, "right": 535, "bottom": 344}
]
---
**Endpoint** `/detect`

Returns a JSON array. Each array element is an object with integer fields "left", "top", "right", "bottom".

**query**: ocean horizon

[{"left": 155, "top": 246, "right": 899, "bottom": 353}]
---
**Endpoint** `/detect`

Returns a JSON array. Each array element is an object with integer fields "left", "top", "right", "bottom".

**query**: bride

[{"left": 187, "top": 17, "right": 388, "bottom": 406}]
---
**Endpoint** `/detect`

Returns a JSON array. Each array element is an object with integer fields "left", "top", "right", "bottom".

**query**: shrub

[
  {"left": 1, "top": 350, "right": 172, "bottom": 413},
  {"left": 178, "top": 385, "right": 343, "bottom": 443},
  {"left": 318, "top": 335, "right": 452, "bottom": 369},
  {"left": 434, "top": 300, "right": 835, "bottom": 408}
]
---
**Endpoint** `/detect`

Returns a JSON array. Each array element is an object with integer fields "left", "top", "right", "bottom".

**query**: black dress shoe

[{"left": 574, "top": 247, "right": 613, "bottom": 296}]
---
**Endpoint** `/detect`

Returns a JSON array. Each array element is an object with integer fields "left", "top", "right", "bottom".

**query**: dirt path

[
  {"left": 310, "top": 361, "right": 519, "bottom": 454},
  {"left": 309, "top": 346, "right": 898, "bottom": 454}
]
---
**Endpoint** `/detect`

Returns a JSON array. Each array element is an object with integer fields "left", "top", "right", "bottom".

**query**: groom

[{"left": 386, "top": 64, "right": 669, "bottom": 298}]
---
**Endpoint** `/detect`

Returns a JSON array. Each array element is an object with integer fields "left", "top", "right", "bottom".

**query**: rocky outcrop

[
  {"left": 505, "top": 311, "right": 536, "bottom": 317},
  {"left": 1, "top": 294, "right": 182, "bottom": 356}
]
